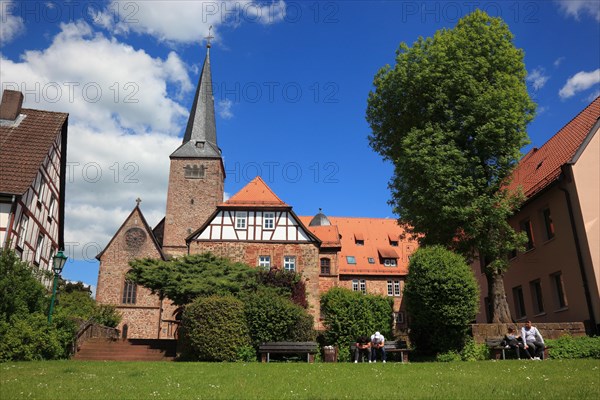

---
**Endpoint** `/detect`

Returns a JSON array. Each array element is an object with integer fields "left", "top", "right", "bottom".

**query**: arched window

[{"left": 122, "top": 279, "right": 137, "bottom": 304}]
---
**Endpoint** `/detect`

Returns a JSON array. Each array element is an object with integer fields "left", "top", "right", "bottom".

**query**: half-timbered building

[{"left": 0, "top": 90, "right": 68, "bottom": 284}]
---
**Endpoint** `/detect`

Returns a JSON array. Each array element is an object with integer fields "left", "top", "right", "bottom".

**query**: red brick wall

[
  {"left": 163, "top": 158, "right": 223, "bottom": 254},
  {"left": 96, "top": 208, "right": 170, "bottom": 339},
  {"left": 190, "top": 241, "right": 321, "bottom": 321}
]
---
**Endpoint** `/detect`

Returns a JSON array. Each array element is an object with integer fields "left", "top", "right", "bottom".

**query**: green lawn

[{"left": 1, "top": 359, "right": 599, "bottom": 399}]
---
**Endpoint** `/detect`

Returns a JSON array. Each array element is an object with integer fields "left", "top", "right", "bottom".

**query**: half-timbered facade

[{"left": 0, "top": 90, "right": 68, "bottom": 284}]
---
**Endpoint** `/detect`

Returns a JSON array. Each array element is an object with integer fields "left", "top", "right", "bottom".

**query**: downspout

[
  {"left": 558, "top": 167, "right": 597, "bottom": 334},
  {"left": 4, "top": 195, "right": 16, "bottom": 247}
]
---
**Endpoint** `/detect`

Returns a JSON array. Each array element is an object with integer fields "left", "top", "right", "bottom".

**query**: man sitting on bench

[
  {"left": 370, "top": 331, "right": 386, "bottom": 363},
  {"left": 354, "top": 335, "right": 371, "bottom": 363},
  {"left": 522, "top": 320, "right": 545, "bottom": 360}
]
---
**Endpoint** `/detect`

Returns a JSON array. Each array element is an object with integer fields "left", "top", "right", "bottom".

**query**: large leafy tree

[
  {"left": 366, "top": 10, "right": 535, "bottom": 322},
  {"left": 127, "top": 252, "right": 259, "bottom": 306}
]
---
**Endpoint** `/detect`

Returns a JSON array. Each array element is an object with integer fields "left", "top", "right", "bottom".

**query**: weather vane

[{"left": 205, "top": 25, "right": 214, "bottom": 48}]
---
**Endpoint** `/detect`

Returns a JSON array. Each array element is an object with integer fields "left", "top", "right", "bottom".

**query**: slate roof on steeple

[{"left": 170, "top": 46, "right": 220, "bottom": 159}]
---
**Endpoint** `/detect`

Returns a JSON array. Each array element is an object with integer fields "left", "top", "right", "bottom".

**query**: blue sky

[{"left": 1, "top": 0, "right": 599, "bottom": 292}]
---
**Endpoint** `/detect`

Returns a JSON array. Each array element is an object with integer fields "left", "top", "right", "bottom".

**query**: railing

[{"left": 70, "top": 318, "right": 120, "bottom": 355}]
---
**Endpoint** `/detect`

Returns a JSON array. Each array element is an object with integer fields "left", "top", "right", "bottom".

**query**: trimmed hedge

[
  {"left": 181, "top": 295, "right": 251, "bottom": 361},
  {"left": 547, "top": 336, "right": 600, "bottom": 359},
  {"left": 320, "top": 287, "right": 393, "bottom": 362}
]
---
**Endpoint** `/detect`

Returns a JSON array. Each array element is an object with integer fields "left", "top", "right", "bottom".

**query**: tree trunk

[{"left": 487, "top": 270, "right": 512, "bottom": 323}]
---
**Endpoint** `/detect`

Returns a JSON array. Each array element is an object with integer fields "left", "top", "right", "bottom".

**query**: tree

[
  {"left": 404, "top": 246, "right": 479, "bottom": 355},
  {"left": 366, "top": 10, "right": 535, "bottom": 322},
  {"left": 127, "top": 253, "right": 259, "bottom": 306}
]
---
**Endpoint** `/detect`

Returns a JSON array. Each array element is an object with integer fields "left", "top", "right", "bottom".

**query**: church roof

[
  {"left": 221, "top": 176, "right": 289, "bottom": 208},
  {"left": 170, "top": 47, "right": 220, "bottom": 159},
  {"left": 508, "top": 96, "right": 600, "bottom": 198},
  {"left": 0, "top": 107, "right": 68, "bottom": 195}
]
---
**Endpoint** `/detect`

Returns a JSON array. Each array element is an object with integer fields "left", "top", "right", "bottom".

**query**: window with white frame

[
  {"left": 48, "top": 195, "right": 56, "bottom": 221},
  {"left": 352, "top": 279, "right": 359, "bottom": 292},
  {"left": 383, "top": 258, "right": 397, "bottom": 267},
  {"left": 258, "top": 255, "right": 271, "bottom": 270},
  {"left": 284, "top": 256, "right": 296, "bottom": 272},
  {"left": 263, "top": 212, "right": 275, "bottom": 229},
  {"left": 359, "top": 279, "right": 366, "bottom": 294},
  {"left": 34, "top": 233, "right": 44, "bottom": 264},
  {"left": 387, "top": 280, "right": 401, "bottom": 296},
  {"left": 235, "top": 211, "right": 247, "bottom": 229},
  {"left": 17, "top": 215, "right": 29, "bottom": 248}
]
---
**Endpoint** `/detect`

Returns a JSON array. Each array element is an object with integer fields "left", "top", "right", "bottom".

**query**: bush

[
  {"left": 320, "top": 287, "right": 393, "bottom": 362},
  {"left": 404, "top": 246, "right": 479, "bottom": 355},
  {"left": 460, "top": 337, "right": 489, "bottom": 361},
  {"left": 436, "top": 350, "right": 462, "bottom": 362},
  {"left": 181, "top": 295, "right": 251, "bottom": 361},
  {"left": 547, "top": 336, "right": 600, "bottom": 359},
  {"left": 243, "top": 290, "right": 314, "bottom": 348},
  {"left": 256, "top": 269, "right": 308, "bottom": 308},
  {"left": 0, "top": 313, "right": 67, "bottom": 361}
]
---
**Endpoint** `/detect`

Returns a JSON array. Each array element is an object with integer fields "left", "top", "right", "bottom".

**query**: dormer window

[
  {"left": 390, "top": 241, "right": 398, "bottom": 247},
  {"left": 354, "top": 233, "right": 364, "bottom": 246},
  {"left": 383, "top": 258, "right": 397, "bottom": 267},
  {"left": 356, "top": 240, "right": 364, "bottom": 246},
  {"left": 195, "top": 141, "right": 205, "bottom": 149},
  {"left": 184, "top": 164, "right": 205, "bottom": 179}
]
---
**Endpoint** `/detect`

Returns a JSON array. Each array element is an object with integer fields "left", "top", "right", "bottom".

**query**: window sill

[
  {"left": 554, "top": 307, "right": 569, "bottom": 313},
  {"left": 534, "top": 312, "right": 547, "bottom": 317},
  {"left": 523, "top": 247, "right": 536, "bottom": 254},
  {"left": 515, "top": 316, "right": 528, "bottom": 322},
  {"left": 543, "top": 237, "right": 556, "bottom": 245}
]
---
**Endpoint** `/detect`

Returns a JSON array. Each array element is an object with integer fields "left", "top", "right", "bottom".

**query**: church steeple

[{"left": 170, "top": 27, "right": 219, "bottom": 159}]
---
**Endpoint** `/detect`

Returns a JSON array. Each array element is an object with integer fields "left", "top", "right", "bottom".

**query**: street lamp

[{"left": 48, "top": 250, "right": 68, "bottom": 323}]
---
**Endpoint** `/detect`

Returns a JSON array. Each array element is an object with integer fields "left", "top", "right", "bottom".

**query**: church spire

[{"left": 170, "top": 26, "right": 220, "bottom": 158}]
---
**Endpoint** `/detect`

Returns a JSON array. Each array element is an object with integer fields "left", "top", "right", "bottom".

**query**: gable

[{"left": 191, "top": 209, "right": 318, "bottom": 243}]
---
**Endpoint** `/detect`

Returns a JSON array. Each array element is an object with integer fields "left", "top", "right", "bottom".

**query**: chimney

[{"left": 0, "top": 90, "right": 24, "bottom": 120}]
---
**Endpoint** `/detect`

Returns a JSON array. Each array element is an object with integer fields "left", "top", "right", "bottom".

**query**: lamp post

[{"left": 48, "top": 250, "right": 68, "bottom": 323}]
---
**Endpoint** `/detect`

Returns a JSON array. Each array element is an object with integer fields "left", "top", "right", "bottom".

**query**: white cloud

[
  {"left": 554, "top": 57, "right": 565, "bottom": 67},
  {"left": 559, "top": 69, "right": 600, "bottom": 99},
  {"left": 0, "top": 21, "right": 200, "bottom": 260},
  {"left": 97, "top": 0, "right": 287, "bottom": 44},
  {"left": 556, "top": 0, "right": 600, "bottom": 22},
  {"left": 0, "top": 0, "right": 25, "bottom": 45},
  {"left": 527, "top": 67, "right": 550, "bottom": 91},
  {"left": 218, "top": 98, "right": 234, "bottom": 119}
]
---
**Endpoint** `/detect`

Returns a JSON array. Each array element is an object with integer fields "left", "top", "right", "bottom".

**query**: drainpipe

[
  {"left": 3, "top": 195, "right": 16, "bottom": 248},
  {"left": 558, "top": 167, "right": 598, "bottom": 335}
]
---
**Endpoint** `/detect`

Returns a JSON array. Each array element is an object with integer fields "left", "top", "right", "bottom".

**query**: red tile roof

[
  {"left": 508, "top": 97, "right": 600, "bottom": 198},
  {"left": 306, "top": 225, "right": 341, "bottom": 248},
  {"left": 221, "top": 176, "right": 289, "bottom": 208},
  {"left": 300, "top": 216, "right": 418, "bottom": 276},
  {"left": 0, "top": 108, "right": 68, "bottom": 195}
]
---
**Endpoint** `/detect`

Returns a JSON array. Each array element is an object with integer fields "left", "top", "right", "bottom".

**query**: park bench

[
  {"left": 259, "top": 341, "right": 318, "bottom": 363},
  {"left": 350, "top": 340, "right": 411, "bottom": 363},
  {"left": 485, "top": 338, "right": 550, "bottom": 360}
]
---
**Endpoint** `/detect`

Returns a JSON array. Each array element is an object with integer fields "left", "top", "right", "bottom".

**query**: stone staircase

[{"left": 73, "top": 338, "right": 177, "bottom": 361}]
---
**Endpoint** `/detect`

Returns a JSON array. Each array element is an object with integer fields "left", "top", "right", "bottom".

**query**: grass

[{"left": 1, "top": 359, "right": 599, "bottom": 399}]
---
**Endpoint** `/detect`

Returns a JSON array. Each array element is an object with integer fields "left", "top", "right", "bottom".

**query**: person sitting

[
  {"left": 354, "top": 335, "right": 371, "bottom": 363},
  {"left": 522, "top": 320, "right": 545, "bottom": 360},
  {"left": 502, "top": 327, "right": 527, "bottom": 359},
  {"left": 370, "top": 331, "right": 386, "bottom": 363}
]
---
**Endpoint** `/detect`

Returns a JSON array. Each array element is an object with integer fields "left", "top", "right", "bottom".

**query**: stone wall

[
  {"left": 471, "top": 322, "right": 586, "bottom": 343},
  {"left": 191, "top": 241, "right": 320, "bottom": 321}
]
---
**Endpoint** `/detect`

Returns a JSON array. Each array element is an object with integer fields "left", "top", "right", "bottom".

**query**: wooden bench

[
  {"left": 485, "top": 338, "right": 550, "bottom": 360},
  {"left": 350, "top": 340, "right": 412, "bottom": 363},
  {"left": 259, "top": 341, "right": 318, "bottom": 363}
]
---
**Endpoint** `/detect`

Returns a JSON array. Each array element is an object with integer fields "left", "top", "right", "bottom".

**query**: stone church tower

[{"left": 162, "top": 42, "right": 224, "bottom": 256}]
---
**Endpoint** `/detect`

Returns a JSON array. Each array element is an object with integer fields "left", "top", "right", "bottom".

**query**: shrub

[
  {"left": 436, "top": 350, "right": 462, "bottom": 362},
  {"left": 181, "top": 295, "right": 251, "bottom": 361},
  {"left": 320, "top": 287, "right": 393, "bottom": 361},
  {"left": 404, "top": 246, "right": 479, "bottom": 355},
  {"left": 0, "top": 313, "right": 66, "bottom": 361},
  {"left": 243, "top": 290, "right": 314, "bottom": 348},
  {"left": 547, "top": 336, "right": 600, "bottom": 359},
  {"left": 460, "top": 337, "right": 489, "bottom": 361},
  {"left": 256, "top": 269, "right": 308, "bottom": 308}
]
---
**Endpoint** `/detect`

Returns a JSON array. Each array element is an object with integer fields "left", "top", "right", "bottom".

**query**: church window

[
  {"left": 236, "top": 212, "right": 247, "bottom": 229},
  {"left": 263, "top": 212, "right": 275, "bottom": 229},
  {"left": 258, "top": 255, "right": 271, "bottom": 270},
  {"left": 184, "top": 164, "right": 205, "bottom": 179},
  {"left": 284, "top": 256, "right": 296, "bottom": 272},
  {"left": 122, "top": 279, "right": 137, "bottom": 304},
  {"left": 320, "top": 258, "right": 331, "bottom": 275}
]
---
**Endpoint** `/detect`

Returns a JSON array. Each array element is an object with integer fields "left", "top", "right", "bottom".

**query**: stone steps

[{"left": 73, "top": 338, "right": 177, "bottom": 361}]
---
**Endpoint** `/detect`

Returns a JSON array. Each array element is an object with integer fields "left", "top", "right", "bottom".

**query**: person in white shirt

[
  {"left": 370, "top": 331, "right": 386, "bottom": 363},
  {"left": 521, "top": 320, "right": 545, "bottom": 360}
]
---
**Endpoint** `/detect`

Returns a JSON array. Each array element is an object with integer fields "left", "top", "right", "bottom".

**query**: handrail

[{"left": 70, "top": 318, "right": 120, "bottom": 355}]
